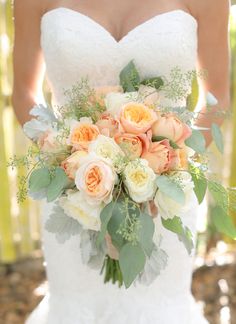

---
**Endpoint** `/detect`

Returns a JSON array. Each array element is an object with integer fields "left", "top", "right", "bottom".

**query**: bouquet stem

[{"left": 101, "top": 255, "right": 123, "bottom": 287}]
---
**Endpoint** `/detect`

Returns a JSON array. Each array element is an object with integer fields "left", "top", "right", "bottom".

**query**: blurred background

[{"left": 1, "top": 1, "right": 236, "bottom": 324}]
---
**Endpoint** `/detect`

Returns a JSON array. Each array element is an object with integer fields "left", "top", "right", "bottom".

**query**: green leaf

[
  {"left": 186, "top": 75, "right": 199, "bottom": 112},
  {"left": 96, "top": 202, "right": 115, "bottom": 247},
  {"left": 211, "top": 123, "right": 224, "bottom": 154},
  {"left": 190, "top": 167, "right": 207, "bottom": 204},
  {"left": 29, "top": 168, "right": 51, "bottom": 192},
  {"left": 119, "top": 60, "right": 140, "bottom": 92},
  {"left": 185, "top": 129, "right": 206, "bottom": 154},
  {"left": 212, "top": 206, "right": 236, "bottom": 240},
  {"left": 152, "top": 136, "right": 180, "bottom": 149},
  {"left": 208, "top": 180, "right": 229, "bottom": 212},
  {"left": 161, "top": 216, "right": 194, "bottom": 254},
  {"left": 107, "top": 202, "right": 126, "bottom": 249},
  {"left": 156, "top": 175, "right": 185, "bottom": 205},
  {"left": 140, "top": 77, "right": 164, "bottom": 90},
  {"left": 119, "top": 243, "right": 146, "bottom": 288},
  {"left": 46, "top": 168, "right": 68, "bottom": 202},
  {"left": 137, "top": 212, "right": 155, "bottom": 257}
]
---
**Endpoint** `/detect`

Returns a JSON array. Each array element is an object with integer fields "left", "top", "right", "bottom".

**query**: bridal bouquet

[{"left": 10, "top": 61, "right": 236, "bottom": 288}]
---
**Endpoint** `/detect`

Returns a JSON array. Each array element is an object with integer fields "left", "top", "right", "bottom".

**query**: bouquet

[{"left": 10, "top": 61, "right": 236, "bottom": 288}]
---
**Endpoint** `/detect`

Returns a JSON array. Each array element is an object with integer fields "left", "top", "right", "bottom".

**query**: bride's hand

[
  {"left": 148, "top": 200, "right": 158, "bottom": 218},
  {"left": 105, "top": 233, "right": 119, "bottom": 260}
]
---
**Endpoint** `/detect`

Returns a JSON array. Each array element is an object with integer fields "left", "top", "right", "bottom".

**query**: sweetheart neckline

[{"left": 40, "top": 8, "right": 198, "bottom": 44}]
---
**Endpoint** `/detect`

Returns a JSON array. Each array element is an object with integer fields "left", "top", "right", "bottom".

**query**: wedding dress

[{"left": 26, "top": 8, "right": 209, "bottom": 324}]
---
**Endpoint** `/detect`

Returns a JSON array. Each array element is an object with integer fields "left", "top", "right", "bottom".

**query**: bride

[{"left": 12, "top": 0, "right": 230, "bottom": 323}]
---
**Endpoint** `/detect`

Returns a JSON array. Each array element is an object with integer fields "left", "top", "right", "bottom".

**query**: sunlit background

[{"left": 0, "top": 1, "right": 236, "bottom": 324}]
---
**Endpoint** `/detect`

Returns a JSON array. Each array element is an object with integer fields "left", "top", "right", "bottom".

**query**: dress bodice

[
  {"left": 40, "top": 8, "right": 198, "bottom": 106},
  {"left": 25, "top": 9, "right": 209, "bottom": 324}
]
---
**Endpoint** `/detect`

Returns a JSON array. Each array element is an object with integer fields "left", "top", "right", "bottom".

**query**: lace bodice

[{"left": 26, "top": 9, "right": 209, "bottom": 324}]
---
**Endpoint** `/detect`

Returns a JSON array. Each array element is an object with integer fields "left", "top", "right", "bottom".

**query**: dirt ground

[{"left": 0, "top": 250, "right": 236, "bottom": 324}]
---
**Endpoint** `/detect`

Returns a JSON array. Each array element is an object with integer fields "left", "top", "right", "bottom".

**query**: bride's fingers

[{"left": 105, "top": 234, "right": 119, "bottom": 260}]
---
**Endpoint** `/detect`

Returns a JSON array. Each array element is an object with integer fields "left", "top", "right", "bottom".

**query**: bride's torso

[{"left": 36, "top": 8, "right": 205, "bottom": 324}]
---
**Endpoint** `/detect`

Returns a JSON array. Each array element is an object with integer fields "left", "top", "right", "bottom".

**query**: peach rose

[
  {"left": 152, "top": 113, "right": 192, "bottom": 145},
  {"left": 95, "top": 113, "right": 122, "bottom": 137},
  {"left": 61, "top": 150, "right": 88, "bottom": 180},
  {"left": 120, "top": 102, "right": 158, "bottom": 135},
  {"left": 141, "top": 139, "right": 179, "bottom": 174},
  {"left": 114, "top": 133, "right": 148, "bottom": 159},
  {"left": 69, "top": 118, "right": 100, "bottom": 150},
  {"left": 75, "top": 155, "right": 117, "bottom": 205},
  {"left": 38, "top": 129, "right": 61, "bottom": 153}
]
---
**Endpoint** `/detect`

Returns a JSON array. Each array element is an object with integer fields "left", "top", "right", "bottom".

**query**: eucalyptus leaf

[
  {"left": 185, "top": 129, "right": 206, "bottom": 154},
  {"left": 212, "top": 206, "right": 236, "bottom": 240},
  {"left": 29, "top": 168, "right": 51, "bottom": 193},
  {"left": 119, "top": 242, "right": 146, "bottom": 288},
  {"left": 156, "top": 175, "right": 185, "bottom": 205},
  {"left": 107, "top": 203, "right": 126, "bottom": 250},
  {"left": 96, "top": 202, "right": 115, "bottom": 247},
  {"left": 190, "top": 167, "right": 207, "bottom": 204},
  {"left": 45, "top": 205, "right": 82, "bottom": 243},
  {"left": 140, "top": 77, "right": 164, "bottom": 90},
  {"left": 161, "top": 216, "right": 194, "bottom": 254},
  {"left": 208, "top": 180, "right": 229, "bottom": 212},
  {"left": 46, "top": 168, "right": 69, "bottom": 202},
  {"left": 211, "top": 123, "right": 224, "bottom": 154},
  {"left": 119, "top": 60, "right": 140, "bottom": 92},
  {"left": 137, "top": 212, "right": 155, "bottom": 257}
]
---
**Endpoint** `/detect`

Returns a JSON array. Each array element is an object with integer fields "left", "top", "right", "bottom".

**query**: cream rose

[
  {"left": 123, "top": 159, "right": 157, "bottom": 203},
  {"left": 141, "top": 139, "right": 179, "bottom": 174},
  {"left": 68, "top": 117, "right": 100, "bottom": 150},
  {"left": 120, "top": 102, "right": 158, "bottom": 135},
  {"left": 105, "top": 92, "right": 139, "bottom": 117},
  {"left": 154, "top": 172, "right": 194, "bottom": 219},
  {"left": 152, "top": 113, "right": 192, "bottom": 145},
  {"left": 75, "top": 155, "right": 117, "bottom": 205},
  {"left": 59, "top": 190, "right": 102, "bottom": 231},
  {"left": 61, "top": 150, "right": 88, "bottom": 180}
]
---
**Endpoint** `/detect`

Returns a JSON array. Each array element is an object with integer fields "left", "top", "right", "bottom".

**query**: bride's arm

[
  {"left": 191, "top": 0, "right": 231, "bottom": 146},
  {"left": 12, "top": 0, "right": 46, "bottom": 126}
]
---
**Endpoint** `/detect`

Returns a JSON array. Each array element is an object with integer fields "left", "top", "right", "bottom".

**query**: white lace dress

[{"left": 25, "top": 8, "right": 209, "bottom": 324}]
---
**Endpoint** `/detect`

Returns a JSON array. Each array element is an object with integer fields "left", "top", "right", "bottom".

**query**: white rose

[
  {"left": 123, "top": 159, "right": 157, "bottom": 203},
  {"left": 105, "top": 92, "right": 138, "bottom": 117},
  {"left": 88, "top": 135, "right": 125, "bottom": 172},
  {"left": 59, "top": 190, "right": 102, "bottom": 231},
  {"left": 154, "top": 172, "right": 194, "bottom": 220}
]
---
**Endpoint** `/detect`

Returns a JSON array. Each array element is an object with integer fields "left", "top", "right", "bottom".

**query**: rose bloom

[
  {"left": 59, "top": 189, "right": 102, "bottom": 231},
  {"left": 68, "top": 117, "right": 100, "bottom": 150},
  {"left": 120, "top": 102, "right": 158, "bottom": 135},
  {"left": 152, "top": 113, "right": 192, "bottom": 145},
  {"left": 38, "top": 129, "right": 61, "bottom": 153},
  {"left": 142, "top": 139, "right": 179, "bottom": 174},
  {"left": 114, "top": 133, "right": 148, "bottom": 159},
  {"left": 105, "top": 92, "right": 139, "bottom": 117},
  {"left": 61, "top": 150, "right": 88, "bottom": 180},
  {"left": 123, "top": 159, "right": 157, "bottom": 203},
  {"left": 154, "top": 172, "right": 194, "bottom": 220},
  {"left": 138, "top": 85, "right": 160, "bottom": 107},
  {"left": 96, "top": 113, "right": 122, "bottom": 137},
  {"left": 75, "top": 155, "right": 117, "bottom": 206}
]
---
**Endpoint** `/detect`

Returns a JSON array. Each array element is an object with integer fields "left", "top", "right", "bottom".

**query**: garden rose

[
  {"left": 61, "top": 150, "right": 88, "bottom": 180},
  {"left": 114, "top": 133, "right": 148, "bottom": 159},
  {"left": 75, "top": 155, "right": 117, "bottom": 205},
  {"left": 120, "top": 102, "right": 158, "bottom": 135},
  {"left": 154, "top": 172, "right": 194, "bottom": 219},
  {"left": 95, "top": 113, "right": 122, "bottom": 137},
  {"left": 38, "top": 129, "right": 61, "bottom": 153},
  {"left": 152, "top": 113, "right": 192, "bottom": 145},
  {"left": 91, "top": 85, "right": 123, "bottom": 107},
  {"left": 105, "top": 92, "right": 138, "bottom": 117},
  {"left": 141, "top": 139, "right": 179, "bottom": 174},
  {"left": 123, "top": 159, "right": 157, "bottom": 203},
  {"left": 59, "top": 190, "right": 102, "bottom": 231},
  {"left": 68, "top": 117, "right": 100, "bottom": 150}
]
